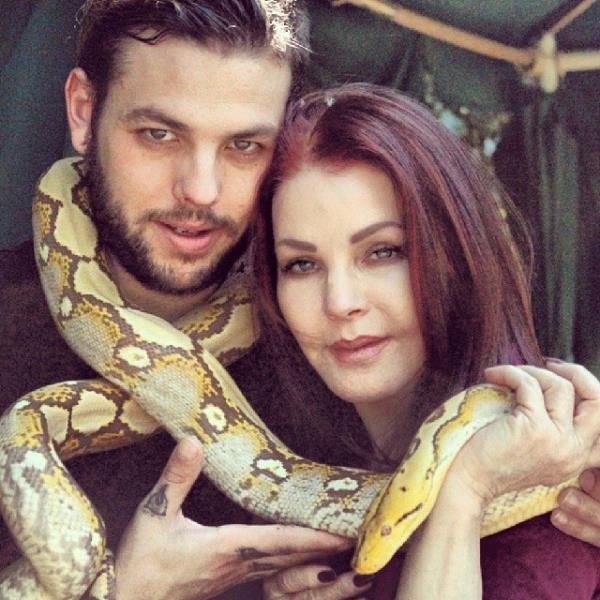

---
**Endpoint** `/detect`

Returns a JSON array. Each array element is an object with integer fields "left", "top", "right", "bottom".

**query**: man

[
  {"left": 1, "top": 1, "right": 599, "bottom": 599},
  {"left": 0, "top": 1, "right": 357, "bottom": 598}
]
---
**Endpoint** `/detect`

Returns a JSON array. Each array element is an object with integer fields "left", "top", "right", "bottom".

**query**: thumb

[{"left": 140, "top": 437, "right": 204, "bottom": 519}]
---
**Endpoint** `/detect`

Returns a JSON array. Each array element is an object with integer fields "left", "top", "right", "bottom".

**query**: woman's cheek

[{"left": 277, "top": 280, "right": 321, "bottom": 346}]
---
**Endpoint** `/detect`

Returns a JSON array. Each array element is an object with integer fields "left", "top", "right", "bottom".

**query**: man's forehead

[
  {"left": 114, "top": 35, "right": 290, "bottom": 86},
  {"left": 105, "top": 36, "right": 292, "bottom": 134}
]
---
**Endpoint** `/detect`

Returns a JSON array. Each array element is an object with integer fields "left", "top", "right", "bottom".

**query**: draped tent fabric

[{"left": 0, "top": 0, "right": 598, "bottom": 375}]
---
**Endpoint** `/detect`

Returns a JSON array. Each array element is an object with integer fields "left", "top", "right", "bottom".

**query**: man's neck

[{"left": 107, "top": 254, "right": 216, "bottom": 323}]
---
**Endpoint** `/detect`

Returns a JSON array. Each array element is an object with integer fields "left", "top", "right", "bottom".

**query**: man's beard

[{"left": 85, "top": 138, "right": 248, "bottom": 296}]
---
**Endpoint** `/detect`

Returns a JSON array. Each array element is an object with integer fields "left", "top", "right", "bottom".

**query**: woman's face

[{"left": 273, "top": 161, "right": 426, "bottom": 417}]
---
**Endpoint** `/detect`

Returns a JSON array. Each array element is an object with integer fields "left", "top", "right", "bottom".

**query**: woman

[{"left": 252, "top": 84, "right": 600, "bottom": 599}]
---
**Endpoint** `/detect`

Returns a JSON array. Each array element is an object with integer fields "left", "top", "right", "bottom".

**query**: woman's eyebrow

[
  {"left": 350, "top": 221, "right": 403, "bottom": 244},
  {"left": 275, "top": 239, "right": 317, "bottom": 252}
]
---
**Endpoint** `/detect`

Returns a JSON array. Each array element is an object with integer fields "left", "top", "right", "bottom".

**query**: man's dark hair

[{"left": 76, "top": 0, "right": 309, "bottom": 112}]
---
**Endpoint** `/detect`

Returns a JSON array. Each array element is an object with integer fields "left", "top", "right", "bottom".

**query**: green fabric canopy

[{"left": 1, "top": 0, "right": 598, "bottom": 375}]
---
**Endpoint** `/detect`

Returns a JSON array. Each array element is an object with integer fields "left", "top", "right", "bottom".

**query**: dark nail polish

[
  {"left": 353, "top": 574, "right": 375, "bottom": 587},
  {"left": 318, "top": 570, "right": 337, "bottom": 583}
]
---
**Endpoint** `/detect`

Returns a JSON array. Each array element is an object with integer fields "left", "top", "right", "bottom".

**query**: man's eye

[
  {"left": 143, "top": 129, "right": 177, "bottom": 142},
  {"left": 281, "top": 259, "right": 316, "bottom": 274},
  {"left": 230, "top": 139, "right": 260, "bottom": 153}
]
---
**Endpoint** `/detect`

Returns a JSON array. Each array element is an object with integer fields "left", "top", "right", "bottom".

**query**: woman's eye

[
  {"left": 143, "top": 129, "right": 177, "bottom": 142},
  {"left": 230, "top": 139, "right": 260, "bottom": 153},
  {"left": 281, "top": 259, "right": 316, "bottom": 274},
  {"left": 369, "top": 245, "right": 405, "bottom": 261}
]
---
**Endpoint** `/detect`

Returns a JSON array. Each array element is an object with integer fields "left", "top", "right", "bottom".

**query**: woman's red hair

[{"left": 254, "top": 83, "right": 542, "bottom": 416}]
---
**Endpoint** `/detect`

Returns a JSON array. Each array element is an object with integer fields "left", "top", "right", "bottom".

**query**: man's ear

[{"left": 65, "top": 67, "right": 95, "bottom": 155}]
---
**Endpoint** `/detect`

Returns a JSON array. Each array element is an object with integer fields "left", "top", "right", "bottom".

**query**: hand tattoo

[
  {"left": 239, "top": 547, "right": 278, "bottom": 572},
  {"left": 239, "top": 547, "right": 270, "bottom": 560},
  {"left": 142, "top": 484, "right": 168, "bottom": 517}
]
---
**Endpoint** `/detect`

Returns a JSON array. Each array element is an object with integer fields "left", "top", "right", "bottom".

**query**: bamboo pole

[
  {"left": 332, "top": 0, "right": 600, "bottom": 76},
  {"left": 332, "top": 0, "right": 533, "bottom": 66}
]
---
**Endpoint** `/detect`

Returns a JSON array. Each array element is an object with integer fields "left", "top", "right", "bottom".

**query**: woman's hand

[
  {"left": 539, "top": 361, "right": 600, "bottom": 546},
  {"left": 441, "top": 362, "right": 600, "bottom": 516},
  {"left": 263, "top": 565, "right": 373, "bottom": 600}
]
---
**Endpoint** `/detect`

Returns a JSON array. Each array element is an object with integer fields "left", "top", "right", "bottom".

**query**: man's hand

[
  {"left": 553, "top": 469, "right": 600, "bottom": 547},
  {"left": 115, "top": 438, "right": 352, "bottom": 600}
]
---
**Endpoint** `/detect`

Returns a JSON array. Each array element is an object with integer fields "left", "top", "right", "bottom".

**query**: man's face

[{"left": 87, "top": 37, "right": 292, "bottom": 294}]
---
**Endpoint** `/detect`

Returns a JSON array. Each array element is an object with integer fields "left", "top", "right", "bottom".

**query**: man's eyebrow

[
  {"left": 119, "top": 107, "right": 279, "bottom": 139},
  {"left": 119, "top": 107, "right": 190, "bottom": 133},
  {"left": 350, "top": 221, "right": 403, "bottom": 244},
  {"left": 275, "top": 239, "right": 317, "bottom": 252}
]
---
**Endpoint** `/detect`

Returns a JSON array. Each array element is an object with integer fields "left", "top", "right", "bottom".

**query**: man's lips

[
  {"left": 329, "top": 336, "right": 391, "bottom": 364},
  {"left": 155, "top": 220, "right": 219, "bottom": 254}
]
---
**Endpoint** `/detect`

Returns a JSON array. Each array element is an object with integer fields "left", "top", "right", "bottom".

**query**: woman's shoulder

[{"left": 481, "top": 514, "right": 600, "bottom": 599}]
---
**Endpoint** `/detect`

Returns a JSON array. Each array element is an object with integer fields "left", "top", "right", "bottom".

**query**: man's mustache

[{"left": 141, "top": 207, "right": 238, "bottom": 235}]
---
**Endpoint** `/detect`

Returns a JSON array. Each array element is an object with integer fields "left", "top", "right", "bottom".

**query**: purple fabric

[{"left": 481, "top": 515, "right": 600, "bottom": 599}]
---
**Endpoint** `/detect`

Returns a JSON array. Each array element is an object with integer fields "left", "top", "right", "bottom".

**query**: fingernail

[
  {"left": 318, "top": 570, "right": 337, "bottom": 583},
  {"left": 551, "top": 510, "right": 567, "bottom": 526},
  {"left": 353, "top": 574, "right": 375, "bottom": 587},
  {"left": 545, "top": 356, "right": 565, "bottom": 365},
  {"left": 561, "top": 490, "right": 578, "bottom": 510},
  {"left": 580, "top": 470, "right": 596, "bottom": 493}
]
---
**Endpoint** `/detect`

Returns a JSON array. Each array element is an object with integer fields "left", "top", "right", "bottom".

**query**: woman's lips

[
  {"left": 155, "top": 221, "right": 219, "bottom": 255},
  {"left": 329, "top": 336, "right": 391, "bottom": 364}
]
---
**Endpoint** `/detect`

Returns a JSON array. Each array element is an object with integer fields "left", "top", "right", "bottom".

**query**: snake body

[{"left": 0, "top": 158, "right": 580, "bottom": 598}]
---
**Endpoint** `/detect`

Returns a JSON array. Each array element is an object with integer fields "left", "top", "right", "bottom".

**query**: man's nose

[
  {"left": 173, "top": 150, "right": 219, "bottom": 207},
  {"left": 324, "top": 269, "right": 368, "bottom": 320}
]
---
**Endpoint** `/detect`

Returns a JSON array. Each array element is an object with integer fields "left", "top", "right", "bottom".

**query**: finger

[
  {"left": 263, "top": 564, "right": 337, "bottom": 596},
  {"left": 545, "top": 361, "right": 600, "bottom": 443},
  {"left": 553, "top": 471, "right": 600, "bottom": 548},
  {"left": 552, "top": 483, "right": 600, "bottom": 548},
  {"left": 265, "top": 568, "right": 374, "bottom": 600},
  {"left": 222, "top": 523, "right": 352, "bottom": 558},
  {"left": 139, "top": 437, "right": 204, "bottom": 520},
  {"left": 557, "top": 475, "right": 600, "bottom": 528},
  {"left": 580, "top": 469, "right": 600, "bottom": 500},
  {"left": 551, "top": 509, "right": 600, "bottom": 547},
  {"left": 242, "top": 549, "right": 342, "bottom": 578},
  {"left": 517, "top": 365, "right": 575, "bottom": 428},
  {"left": 484, "top": 365, "right": 546, "bottom": 420},
  {"left": 545, "top": 360, "right": 600, "bottom": 402}
]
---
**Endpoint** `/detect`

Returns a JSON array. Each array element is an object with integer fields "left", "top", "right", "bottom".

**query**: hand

[
  {"left": 115, "top": 438, "right": 352, "bottom": 600},
  {"left": 442, "top": 363, "right": 600, "bottom": 515},
  {"left": 543, "top": 360, "right": 600, "bottom": 546},
  {"left": 552, "top": 469, "right": 600, "bottom": 547},
  {"left": 263, "top": 564, "right": 373, "bottom": 600}
]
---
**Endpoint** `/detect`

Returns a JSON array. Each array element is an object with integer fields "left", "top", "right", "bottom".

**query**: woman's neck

[{"left": 354, "top": 395, "right": 419, "bottom": 463}]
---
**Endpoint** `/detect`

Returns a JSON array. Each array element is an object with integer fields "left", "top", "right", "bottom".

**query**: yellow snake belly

[{"left": 0, "top": 158, "right": 581, "bottom": 598}]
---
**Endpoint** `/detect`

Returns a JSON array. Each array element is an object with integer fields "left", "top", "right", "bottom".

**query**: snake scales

[{"left": 0, "top": 157, "right": 580, "bottom": 599}]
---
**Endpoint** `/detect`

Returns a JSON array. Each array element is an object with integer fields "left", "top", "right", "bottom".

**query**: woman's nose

[{"left": 324, "top": 270, "right": 368, "bottom": 320}]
